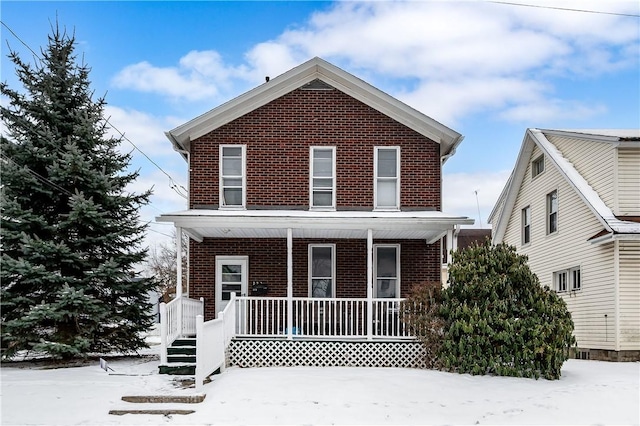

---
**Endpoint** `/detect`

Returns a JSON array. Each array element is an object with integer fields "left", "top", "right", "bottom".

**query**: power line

[
  {"left": 1, "top": 21, "right": 43, "bottom": 61},
  {"left": 1, "top": 153, "right": 75, "bottom": 198},
  {"left": 487, "top": 1, "right": 640, "bottom": 18},
  {"left": 1, "top": 20, "right": 189, "bottom": 201}
]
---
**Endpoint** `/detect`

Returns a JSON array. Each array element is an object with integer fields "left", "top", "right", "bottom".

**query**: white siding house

[{"left": 488, "top": 129, "right": 640, "bottom": 361}]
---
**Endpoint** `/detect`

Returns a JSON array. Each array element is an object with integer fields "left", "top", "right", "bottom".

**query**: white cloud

[
  {"left": 443, "top": 170, "right": 512, "bottom": 229},
  {"left": 111, "top": 1, "right": 638, "bottom": 125},
  {"left": 104, "top": 105, "right": 183, "bottom": 158}
]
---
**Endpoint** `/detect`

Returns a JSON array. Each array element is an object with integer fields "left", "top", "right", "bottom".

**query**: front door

[{"left": 215, "top": 256, "right": 248, "bottom": 316}]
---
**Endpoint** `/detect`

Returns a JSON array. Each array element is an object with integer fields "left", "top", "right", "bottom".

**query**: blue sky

[{"left": 2, "top": 1, "right": 639, "bottom": 250}]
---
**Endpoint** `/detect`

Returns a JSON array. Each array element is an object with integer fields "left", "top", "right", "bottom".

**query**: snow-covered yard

[{"left": 1, "top": 346, "right": 638, "bottom": 425}]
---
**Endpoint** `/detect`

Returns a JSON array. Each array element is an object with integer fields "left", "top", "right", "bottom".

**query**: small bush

[
  {"left": 401, "top": 283, "right": 445, "bottom": 368},
  {"left": 439, "top": 241, "right": 575, "bottom": 379}
]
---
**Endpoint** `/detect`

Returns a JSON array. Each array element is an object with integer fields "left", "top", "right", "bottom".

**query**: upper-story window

[
  {"left": 310, "top": 147, "right": 336, "bottom": 210},
  {"left": 374, "top": 147, "right": 400, "bottom": 210},
  {"left": 532, "top": 155, "right": 545, "bottom": 178},
  {"left": 547, "top": 190, "right": 558, "bottom": 234},
  {"left": 522, "top": 206, "right": 531, "bottom": 245},
  {"left": 220, "top": 145, "right": 246, "bottom": 208}
]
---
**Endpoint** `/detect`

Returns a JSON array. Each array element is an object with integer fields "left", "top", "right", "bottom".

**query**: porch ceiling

[{"left": 156, "top": 209, "right": 474, "bottom": 242}]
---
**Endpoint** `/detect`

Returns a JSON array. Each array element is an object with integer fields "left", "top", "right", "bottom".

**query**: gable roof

[
  {"left": 165, "top": 57, "right": 463, "bottom": 162},
  {"left": 488, "top": 128, "right": 640, "bottom": 244}
]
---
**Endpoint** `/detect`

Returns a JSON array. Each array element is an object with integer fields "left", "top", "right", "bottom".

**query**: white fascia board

[
  {"left": 535, "top": 130, "right": 640, "bottom": 234},
  {"left": 165, "top": 57, "right": 462, "bottom": 158},
  {"left": 539, "top": 129, "right": 640, "bottom": 142},
  {"left": 156, "top": 209, "right": 474, "bottom": 232},
  {"left": 590, "top": 232, "right": 640, "bottom": 246},
  {"left": 491, "top": 130, "right": 535, "bottom": 243}
]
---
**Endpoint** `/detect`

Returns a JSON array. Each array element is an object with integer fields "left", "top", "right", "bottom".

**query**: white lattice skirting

[{"left": 228, "top": 339, "right": 428, "bottom": 368}]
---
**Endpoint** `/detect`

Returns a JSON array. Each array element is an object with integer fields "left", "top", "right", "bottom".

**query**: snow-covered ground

[{"left": 1, "top": 346, "right": 638, "bottom": 425}]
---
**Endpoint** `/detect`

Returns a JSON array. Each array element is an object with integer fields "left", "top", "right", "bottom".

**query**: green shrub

[{"left": 439, "top": 241, "right": 575, "bottom": 380}]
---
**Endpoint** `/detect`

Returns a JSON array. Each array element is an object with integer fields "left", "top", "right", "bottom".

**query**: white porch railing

[
  {"left": 235, "top": 296, "right": 414, "bottom": 340},
  {"left": 195, "top": 293, "right": 237, "bottom": 392},
  {"left": 159, "top": 296, "right": 204, "bottom": 365}
]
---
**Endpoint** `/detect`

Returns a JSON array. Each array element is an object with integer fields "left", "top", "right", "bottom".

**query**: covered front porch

[{"left": 156, "top": 209, "right": 472, "bottom": 389}]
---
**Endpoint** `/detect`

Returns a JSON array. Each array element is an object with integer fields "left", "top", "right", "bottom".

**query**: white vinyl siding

[
  {"left": 310, "top": 147, "right": 336, "bottom": 210},
  {"left": 502, "top": 144, "right": 616, "bottom": 350},
  {"left": 617, "top": 147, "right": 640, "bottom": 215},
  {"left": 618, "top": 240, "right": 640, "bottom": 350},
  {"left": 374, "top": 147, "right": 400, "bottom": 210},
  {"left": 548, "top": 134, "right": 615, "bottom": 212}
]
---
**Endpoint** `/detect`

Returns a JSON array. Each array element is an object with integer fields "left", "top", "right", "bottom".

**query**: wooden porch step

[
  {"left": 168, "top": 346, "right": 196, "bottom": 355},
  {"left": 159, "top": 364, "right": 196, "bottom": 375},
  {"left": 167, "top": 354, "right": 196, "bottom": 363},
  {"left": 172, "top": 338, "right": 196, "bottom": 347}
]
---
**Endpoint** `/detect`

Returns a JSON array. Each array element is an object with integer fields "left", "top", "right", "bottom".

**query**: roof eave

[{"left": 165, "top": 57, "right": 462, "bottom": 157}]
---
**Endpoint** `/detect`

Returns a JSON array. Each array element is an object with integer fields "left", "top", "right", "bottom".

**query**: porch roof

[{"left": 157, "top": 209, "right": 474, "bottom": 242}]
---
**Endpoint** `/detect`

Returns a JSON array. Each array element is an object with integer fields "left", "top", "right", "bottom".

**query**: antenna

[{"left": 474, "top": 190, "right": 483, "bottom": 229}]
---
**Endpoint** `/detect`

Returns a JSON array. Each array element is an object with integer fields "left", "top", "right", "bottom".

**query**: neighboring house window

[
  {"left": 374, "top": 245, "right": 400, "bottom": 298},
  {"left": 554, "top": 267, "right": 581, "bottom": 292},
  {"left": 554, "top": 270, "right": 568, "bottom": 292},
  {"left": 309, "top": 245, "right": 335, "bottom": 298},
  {"left": 522, "top": 206, "right": 531, "bottom": 245},
  {"left": 310, "top": 147, "right": 336, "bottom": 209},
  {"left": 374, "top": 147, "right": 400, "bottom": 210},
  {"left": 532, "top": 155, "right": 545, "bottom": 178},
  {"left": 571, "top": 267, "right": 581, "bottom": 291},
  {"left": 220, "top": 145, "right": 246, "bottom": 208},
  {"left": 547, "top": 190, "right": 558, "bottom": 234}
]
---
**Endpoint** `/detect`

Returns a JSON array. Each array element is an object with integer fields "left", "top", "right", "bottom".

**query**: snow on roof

[
  {"left": 530, "top": 129, "right": 640, "bottom": 234},
  {"left": 491, "top": 128, "right": 640, "bottom": 242}
]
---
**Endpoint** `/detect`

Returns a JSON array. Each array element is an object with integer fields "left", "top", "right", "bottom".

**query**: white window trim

[
  {"left": 532, "top": 155, "right": 545, "bottom": 179},
  {"left": 309, "top": 146, "right": 336, "bottom": 211},
  {"left": 547, "top": 189, "right": 558, "bottom": 235},
  {"left": 521, "top": 205, "right": 531, "bottom": 246},
  {"left": 374, "top": 146, "right": 401, "bottom": 211},
  {"left": 308, "top": 244, "right": 336, "bottom": 298},
  {"left": 219, "top": 144, "right": 246, "bottom": 210},
  {"left": 373, "top": 244, "right": 401, "bottom": 298},
  {"left": 554, "top": 266, "right": 581, "bottom": 293}
]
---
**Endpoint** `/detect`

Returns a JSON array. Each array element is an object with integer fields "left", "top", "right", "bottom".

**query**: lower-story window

[
  {"left": 309, "top": 244, "right": 335, "bottom": 298},
  {"left": 554, "top": 266, "right": 581, "bottom": 292}
]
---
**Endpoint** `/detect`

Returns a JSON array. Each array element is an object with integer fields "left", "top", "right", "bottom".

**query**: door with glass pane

[
  {"left": 374, "top": 245, "right": 399, "bottom": 298},
  {"left": 215, "top": 256, "right": 248, "bottom": 315},
  {"left": 309, "top": 245, "right": 334, "bottom": 298}
]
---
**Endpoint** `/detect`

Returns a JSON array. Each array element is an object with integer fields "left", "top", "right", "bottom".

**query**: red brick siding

[
  {"left": 190, "top": 87, "right": 441, "bottom": 210},
  {"left": 190, "top": 238, "right": 439, "bottom": 320}
]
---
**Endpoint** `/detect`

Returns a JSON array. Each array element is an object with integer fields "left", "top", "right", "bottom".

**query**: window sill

[{"left": 219, "top": 206, "right": 246, "bottom": 211}]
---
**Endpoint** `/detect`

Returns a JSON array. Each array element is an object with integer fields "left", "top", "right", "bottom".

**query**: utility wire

[
  {"left": 1, "top": 21, "right": 43, "bottom": 61},
  {"left": 1, "top": 20, "right": 189, "bottom": 201},
  {"left": 487, "top": 1, "right": 640, "bottom": 18},
  {"left": 1, "top": 153, "right": 75, "bottom": 198}
]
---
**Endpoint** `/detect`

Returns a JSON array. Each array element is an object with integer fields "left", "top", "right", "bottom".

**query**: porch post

[
  {"left": 176, "top": 226, "right": 183, "bottom": 299},
  {"left": 176, "top": 226, "right": 183, "bottom": 337},
  {"left": 287, "top": 228, "right": 293, "bottom": 340},
  {"left": 367, "top": 228, "right": 373, "bottom": 341}
]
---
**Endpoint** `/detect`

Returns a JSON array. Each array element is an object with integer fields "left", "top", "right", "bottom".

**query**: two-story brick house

[{"left": 157, "top": 58, "right": 472, "bottom": 380}]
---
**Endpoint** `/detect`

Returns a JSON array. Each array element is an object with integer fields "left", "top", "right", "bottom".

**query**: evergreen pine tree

[{"left": 1, "top": 26, "right": 155, "bottom": 359}]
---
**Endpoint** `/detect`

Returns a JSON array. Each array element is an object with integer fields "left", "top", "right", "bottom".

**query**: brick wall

[
  {"left": 191, "top": 238, "right": 440, "bottom": 320},
  {"left": 189, "top": 87, "right": 441, "bottom": 210}
]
